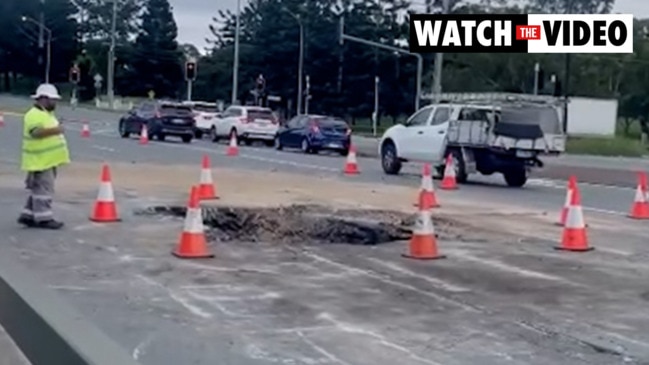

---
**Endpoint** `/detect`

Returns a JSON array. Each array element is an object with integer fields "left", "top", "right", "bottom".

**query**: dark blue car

[{"left": 274, "top": 114, "right": 351, "bottom": 155}]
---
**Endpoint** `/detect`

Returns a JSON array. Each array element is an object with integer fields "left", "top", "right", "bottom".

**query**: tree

[{"left": 128, "top": 0, "right": 182, "bottom": 97}]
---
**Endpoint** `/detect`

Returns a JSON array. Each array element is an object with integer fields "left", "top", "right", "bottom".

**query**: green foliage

[{"left": 128, "top": 0, "right": 183, "bottom": 97}]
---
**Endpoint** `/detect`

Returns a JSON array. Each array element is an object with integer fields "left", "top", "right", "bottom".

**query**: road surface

[
  {"left": 0, "top": 96, "right": 649, "bottom": 364},
  {"left": 0, "top": 325, "right": 29, "bottom": 365}
]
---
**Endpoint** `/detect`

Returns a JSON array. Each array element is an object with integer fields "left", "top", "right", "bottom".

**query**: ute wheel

[
  {"left": 119, "top": 121, "right": 129, "bottom": 138},
  {"left": 156, "top": 133, "right": 166, "bottom": 141},
  {"left": 504, "top": 168, "right": 528, "bottom": 187},
  {"left": 244, "top": 138, "right": 253, "bottom": 146},
  {"left": 181, "top": 135, "right": 193, "bottom": 144},
  {"left": 381, "top": 141, "right": 402, "bottom": 175},
  {"left": 195, "top": 130, "right": 203, "bottom": 139}
]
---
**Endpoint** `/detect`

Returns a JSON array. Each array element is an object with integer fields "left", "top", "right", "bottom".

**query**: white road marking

[{"left": 91, "top": 145, "right": 115, "bottom": 152}]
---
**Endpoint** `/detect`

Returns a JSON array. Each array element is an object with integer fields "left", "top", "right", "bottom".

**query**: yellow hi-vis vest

[{"left": 21, "top": 107, "right": 70, "bottom": 171}]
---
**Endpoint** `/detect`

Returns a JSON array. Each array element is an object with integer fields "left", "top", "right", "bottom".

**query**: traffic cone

[
  {"left": 402, "top": 208, "right": 445, "bottom": 260},
  {"left": 226, "top": 133, "right": 238, "bottom": 156},
  {"left": 139, "top": 125, "right": 149, "bottom": 145},
  {"left": 0, "top": 113, "right": 5, "bottom": 127},
  {"left": 90, "top": 164, "right": 120, "bottom": 222},
  {"left": 414, "top": 163, "right": 440, "bottom": 209},
  {"left": 343, "top": 145, "right": 359, "bottom": 175},
  {"left": 172, "top": 186, "right": 214, "bottom": 259},
  {"left": 555, "top": 184, "right": 592, "bottom": 252},
  {"left": 556, "top": 175, "right": 577, "bottom": 226},
  {"left": 629, "top": 172, "right": 649, "bottom": 219},
  {"left": 80, "top": 121, "right": 90, "bottom": 138},
  {"left": 440, "top": 154, "right": 457, "bottom": 190},
  {"left": 198, "top": 154, "right": 218, "bottom": 200}
]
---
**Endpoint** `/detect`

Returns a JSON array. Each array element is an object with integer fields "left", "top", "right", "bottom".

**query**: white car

[
  {"left": 183, "top": 101, "right": 221, "bottom": 139},
  {"left": 378, "top": 93, "right": 565, "bottom": 187},
  {"left": 210, "top": 105, "right": 279, "bottom": 146}
]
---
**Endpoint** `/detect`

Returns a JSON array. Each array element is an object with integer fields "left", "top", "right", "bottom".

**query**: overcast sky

[{"left": 170, "top": 0, "right": 649, "bottom": 51}]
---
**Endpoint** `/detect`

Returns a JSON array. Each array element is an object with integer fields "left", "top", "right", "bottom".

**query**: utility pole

[
  {"left": 533, "top": 62, "right": 540, "bottom": 95},
  {"left": 304, "top": 75, "right": 310, "bottom": 114},
  {"left": 297, "top": 22, "right": 304, "bottom": 115},
  {"left": 107, "top": 0, "right": 117, "bottom": 108},
  {"left": 232, "top": 0, "right": 241, "bottom": 105},
  {"left": 373, "top": 76, "right": 379, "bottom": 137},
  {"left": 563, "top": 0, "right": 574, "bottom": 133},
  {"left": 431, "top": 0, "right": 450, "bottom": 102}
]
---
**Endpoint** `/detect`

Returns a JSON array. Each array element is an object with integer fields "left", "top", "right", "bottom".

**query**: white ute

[
  {"left": 378, "top": 92, "right": 566, "bottom": 187},
  {"left": 210, "top": 105, "right": 279, "bottom": 146}
]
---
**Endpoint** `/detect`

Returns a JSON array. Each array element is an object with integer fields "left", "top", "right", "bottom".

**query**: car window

[
  {"left": 140, "top": 102, "right": 155, "bottom": 112},
  {"left": 431, "top": 107, "right": 450, "bottom": 125},
  {"left": 405, "top": 108, "right": 433, "bottom": 127},
  {"left": 229, "top": 108, "right": 242, "bottom": 117},
  {"left": 160, "top": 104, "right": 193, "bottom": 116},
  {"left": 286, "top": 116, "right": 301, "bottom": 128},
  {"left": 313, "top": 117, "right": 347, "bottom": 128},
  {"left": 193, "top": 104, "right": 218, "bottom": 113},
  {"left": 248, "top": 109, "right": 274, "bottom": 120}
]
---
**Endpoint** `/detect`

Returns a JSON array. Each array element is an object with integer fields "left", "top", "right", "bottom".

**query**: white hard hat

[{"left": 31, "top": 83, "right": 61, "bottom": 100}]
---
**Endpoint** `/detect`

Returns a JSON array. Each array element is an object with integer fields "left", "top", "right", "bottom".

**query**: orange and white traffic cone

[
  {"left": 555, "top": 184, "right": 592, "bottom": 252},
  {"left": 90, "top": 164, "right": 120, "bottom": 222},
  {"left": 629, "top": 172, "right": 649, "bottom": 219},
  {"left": 80, "top": 121, "right": 90, "bottom": 138},
  {"left": 198, "top": 154, "right": 218, "bottom": 200},
  {"left": 343, "top": 145, "right": 359, "bottom": 175},
  {"left": 402, "top": 208, "right": 445, "bottom": 260},
  {"left": 172, "top": 186, "right": 214, "bottom": 259},
  {"left": 226, "top": 133, "right": 239, "bottom": 156},
  {"left": 139, "top": 124, "right": 149, "bottom": 145},
  {"left": 440, "top": 154, "right": 457, "bottom": 190},
  {"left": 0, "top": 113, "right": 5, "bottom": 127},
  {"left": 556, "top": 175, "right": 576, "bottom": 226},
  {"left": 414, "top": 163, "right": 439, "bottom": 209}
]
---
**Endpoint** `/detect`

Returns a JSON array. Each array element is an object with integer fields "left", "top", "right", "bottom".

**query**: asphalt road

[
  {"left": 0, "top": 95, "right": 641, "bottom": 218},
  {"left": 2, "top": 96, "right": 649, "bottom": 364}
]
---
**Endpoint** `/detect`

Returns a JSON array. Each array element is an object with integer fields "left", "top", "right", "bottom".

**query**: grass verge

[{"left": 566, "top": 136, "right": 646, "bottom": 157}]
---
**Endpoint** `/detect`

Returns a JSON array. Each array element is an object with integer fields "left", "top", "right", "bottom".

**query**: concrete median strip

[{"left": 0, "top": 250, "right": 141, "bottom": 365}]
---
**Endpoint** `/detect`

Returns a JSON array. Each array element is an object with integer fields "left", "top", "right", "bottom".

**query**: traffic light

[
  {"left": 69, "top": 66, "right": 80, "bottom": 84},
  {"left": 185, "top": 61, "right": 197, "bottom": 81}
]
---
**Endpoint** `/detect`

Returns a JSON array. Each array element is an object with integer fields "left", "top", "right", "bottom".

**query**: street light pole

[
  {"left": 232, "top": 0, "right": 241, "bottom": 105},
  {"left": 431, "top": 0, "right": 450, "bottom": 102},
  {"left": 107, "top": 0, "right": 117, "bottom": 108},
  {"left": 297, "top": 20, "right": 304, "bottom": 115},
  {"left": 22, "top": 16, "right": 51, "bottom": 84}
]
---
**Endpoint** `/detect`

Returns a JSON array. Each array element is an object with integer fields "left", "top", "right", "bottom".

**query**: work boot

[
  {"left": 35, "top": 220, "right": 64, "bottom": 230},
  {"left": 17, "top": 216, "right": 36, "bottom": 227}
]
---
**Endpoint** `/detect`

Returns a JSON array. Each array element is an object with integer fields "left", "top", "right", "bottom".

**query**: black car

[
  {"left": 119, "top": 101, "right": 196, "bottom": 143},
  {"left": 275, "top": 114, "right": 351, "bottom": 155}
]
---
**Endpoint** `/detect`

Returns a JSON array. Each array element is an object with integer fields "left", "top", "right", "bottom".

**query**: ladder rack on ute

[{"left": 423, "top": 92, "right": 566, "bottom": 107}]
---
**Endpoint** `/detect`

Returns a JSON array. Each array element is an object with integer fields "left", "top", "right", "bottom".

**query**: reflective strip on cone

[
  {"left": 183, "top": 207, "right": 204, "bottom": 234},
  {"left": 96, "top": 182, "right": 115, "bottom": 202},
  {"left": 565, "top": 205, "right": 585, "bottom": 229},
  {"left": 422, "top": 174, "right": 434, "bottom": 192},
  {"left": 200, "top": 168, "right": 213, "bottom": 184}
]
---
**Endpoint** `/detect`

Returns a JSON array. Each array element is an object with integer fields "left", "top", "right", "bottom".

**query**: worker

[{"left": 17, "top": 83, "right": 70, "bottom": 229}]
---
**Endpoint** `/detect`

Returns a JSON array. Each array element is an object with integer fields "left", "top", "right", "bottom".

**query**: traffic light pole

[
  {"left": 187, "top": 80, "right": 193, "bottom": 101},
  {"left": 107, "top": 0, "right": 117, "bottom": 109}
]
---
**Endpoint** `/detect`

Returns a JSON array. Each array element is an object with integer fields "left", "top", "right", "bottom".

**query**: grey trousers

[{"left": 20, "top": 168, "right": 57, "bottom": 222}]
